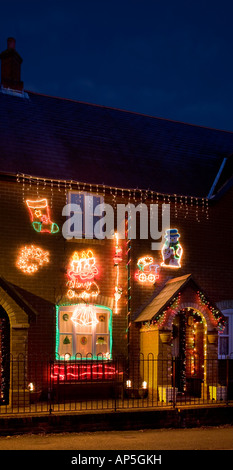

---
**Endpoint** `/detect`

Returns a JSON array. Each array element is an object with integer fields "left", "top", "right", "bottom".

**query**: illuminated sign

[
  {"left": 135, "top": 256, "right": 160, "bottom": 283},
  {"left": 26, "top": 199, "right": 59, "bottom": 234},
  {"left": 161, "top": 229, "right": 183, "bottom": 268},
  {"left": 71, "top": 304, "right": 99, "bottom": 327},
  {"left": 16, "top": 245, "right": 49, "bottom": 274},
  {"left": 66, "top": 250, "right": 100, "bottom": 299}
]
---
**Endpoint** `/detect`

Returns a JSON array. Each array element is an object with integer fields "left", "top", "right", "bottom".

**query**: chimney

[{"left": 0, "top": 38, "right": 24, "bottom": 92}]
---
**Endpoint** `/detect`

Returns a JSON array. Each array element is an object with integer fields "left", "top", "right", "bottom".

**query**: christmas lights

[
  {"left": 113, "top": 232, "right": 123, "bottom": 313},
  {"left": 17, "top": 174, "right": 210, "bottom": 221},
  {"left": 66, "top": 250, "right": 100, "bottom": 299},
  {"left": 71, "top": 304, "right": 99, "bottom": 328},
  {"left": 197, "top": 291, "right": 225, "bottom": 331},
  {"left": 151, "top": 293, "right": 181, "bottom": 328},
  {"left": 55, "top": 303, "right": 112, "bottom": 360},
  {"left": 126, "top": 215, "right": 131, "bottom": 350},
  {"left": 51, "top": 362, "right": 116, "bottom": 382},
  {"left": 135, "top": 256, "right": 160, "bottom": 283},
  {"left": 161, "top": 228, "right": 183, "bottom": 268},
  {"left": 16, "top": 245, "right": 49, "bottom": 274},
  {"left": 26, "top": 198, "right": 59, "bottom": 234}
]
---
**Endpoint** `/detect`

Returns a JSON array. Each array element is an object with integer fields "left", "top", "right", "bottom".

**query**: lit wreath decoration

[{"left": 16, "top": 245, "right": 49, "bottom": 274}]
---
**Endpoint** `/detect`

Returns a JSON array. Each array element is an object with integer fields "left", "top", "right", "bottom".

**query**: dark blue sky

[{"left": 1, "top": 0, "right": 233, "bottom": 131}]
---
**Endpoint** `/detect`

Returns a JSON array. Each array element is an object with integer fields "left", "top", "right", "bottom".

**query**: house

[{"left": 0, "top": 38, "right": 232, "bottom": 407}]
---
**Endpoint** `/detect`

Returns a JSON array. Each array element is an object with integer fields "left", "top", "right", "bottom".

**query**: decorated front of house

[{"left": 0, "top": 38, "right": 232, "bottom": 407}]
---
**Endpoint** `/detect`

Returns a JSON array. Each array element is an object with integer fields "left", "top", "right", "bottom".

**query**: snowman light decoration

[{"left": 161, "top": 229, "right": 183, "bottom": 268}]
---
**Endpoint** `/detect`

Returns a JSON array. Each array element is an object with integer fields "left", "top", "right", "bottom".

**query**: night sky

[{"left": 1, "top": 0, "right": 233, "bottom": 132}]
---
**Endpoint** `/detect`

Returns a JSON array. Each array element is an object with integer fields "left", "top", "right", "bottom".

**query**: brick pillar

[
  {"left": 206, "top": 331, "right": 219, "bottom": 400},
  {"left": 10, "top": 325, "right": 29, "bottom": 406},
  {"left": 139, "top": 325, "right": 159, "bottom": 396}
]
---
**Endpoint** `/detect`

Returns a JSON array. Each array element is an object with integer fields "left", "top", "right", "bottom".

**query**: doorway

[
  {"left": 172, "top": 308, "right": 205, "bottom": 397},
  {"left": 0, "top": 306, "right": 10, "bottom": 405}
]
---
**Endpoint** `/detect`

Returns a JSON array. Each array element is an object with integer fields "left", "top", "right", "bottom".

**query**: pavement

[{"left": 0, "top": 425, "right": 232, "bottom": 450}]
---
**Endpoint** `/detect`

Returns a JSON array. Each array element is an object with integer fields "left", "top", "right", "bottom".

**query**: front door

[{"left": 172, "top": 309, "right": 204, "bottom": 397}]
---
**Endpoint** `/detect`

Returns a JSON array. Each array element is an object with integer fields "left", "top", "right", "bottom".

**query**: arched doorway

[
  {"left": 172, "top": 308, "right": 206, "bottom": 398},
  {"left": 0, "top": 306, "right": 10, "bottom": 405}
]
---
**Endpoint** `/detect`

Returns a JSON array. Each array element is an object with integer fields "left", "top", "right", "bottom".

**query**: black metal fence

[{"left": 0, "top": 353, "right": 232, "bottom": 414}]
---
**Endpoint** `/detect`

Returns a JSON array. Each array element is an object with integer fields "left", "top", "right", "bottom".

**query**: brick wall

[
  {"left": 0, "top": 179, "right": 129, "bottom": 359},
  {"left": 0, "top": 177, "right": 232, "bottom": 363},
  {"left": 129, "top": 186, "right": 233, "bottom": 356}
]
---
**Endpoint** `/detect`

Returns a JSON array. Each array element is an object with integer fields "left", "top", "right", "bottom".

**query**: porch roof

[
  {"left": 134, "top": 274, "right": 192, "bottom": 323},
  {"left": 0, "top": 277, "right": 39, "bottom": 322}
]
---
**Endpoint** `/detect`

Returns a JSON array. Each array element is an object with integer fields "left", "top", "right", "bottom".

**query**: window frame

[
  {"left": 67, "top": 191, "right": 104, "bottom": 239},
  {"left": 218, "top": 310, "right": 233, "bottom": 358},
  {"left": 55, "top": 303, "right": 112, "bottom": 360}
]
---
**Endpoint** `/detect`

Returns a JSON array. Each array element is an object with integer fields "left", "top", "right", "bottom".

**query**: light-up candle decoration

[{"left": 66, "top": 250, "right": 100, "bottom": 300}]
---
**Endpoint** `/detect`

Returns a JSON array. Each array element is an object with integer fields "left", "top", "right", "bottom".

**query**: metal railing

[{"left": 0, "top": 353, "right": 232, "bottom": 415}]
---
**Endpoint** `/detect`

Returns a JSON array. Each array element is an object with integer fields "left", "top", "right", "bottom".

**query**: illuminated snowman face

[{"left": 169, "top": 235, "right": 179, "bottom": 243}]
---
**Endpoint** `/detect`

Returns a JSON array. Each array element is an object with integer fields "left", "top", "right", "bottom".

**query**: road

[{"left": 0, "top": 425, "right": 232, "bottom": 450}]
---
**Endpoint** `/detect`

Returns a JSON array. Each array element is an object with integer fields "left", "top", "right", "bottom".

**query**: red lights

[{"left": 51, "top": 362, "right": 117, "bottom": 382}]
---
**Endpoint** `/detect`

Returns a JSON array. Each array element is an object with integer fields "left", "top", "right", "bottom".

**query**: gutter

[{"left": 207, "top": 157, "right": 227, "bottom": 198}]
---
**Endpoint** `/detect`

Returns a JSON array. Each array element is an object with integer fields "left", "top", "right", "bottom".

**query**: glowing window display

[{"left": 56, "top": 304, "right": 112, "bottom": 360}]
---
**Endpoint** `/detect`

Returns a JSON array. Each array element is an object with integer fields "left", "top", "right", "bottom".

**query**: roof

[
  {"left": 0, "top": 276, "right": 39, "bottom": 321},
  {"left": 0, "top": 90, "right": 233, "bottom": 197},
  {"left": 0, "top": 276, "right": 54, "bottom": 322},
  {"left": 134, "top": 274, "right": 192, "bottom": 322}
]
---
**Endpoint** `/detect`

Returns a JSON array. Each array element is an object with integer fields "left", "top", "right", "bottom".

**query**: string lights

[
  {"left": 16, "top": 174, "right": 210, "bottom": 221},
  {"left": 151, "top": 293, "right": 181, "bottom": 328},
  {"left": 51, "top": 362, "right": 116, "bottom": 382},
  {"left": 197, "top": 291, "right": 225, "bottom": 331},
  {"left": 113, "top": 232, "right": 123, "bottom": 314},
  {"left": 126, "top": 214, "right": 131, "bottom": 352}
]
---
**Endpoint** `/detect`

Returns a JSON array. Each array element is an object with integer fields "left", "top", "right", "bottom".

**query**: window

[
  {"left": 68, "top": 192, "right": 104, "bottom": 239},
  {"left": 218, "top": 312, "right": 233, "bottom": 358},
  {"left": 56, "top": 304, "right": 112, "bottom": 360}
]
